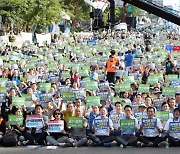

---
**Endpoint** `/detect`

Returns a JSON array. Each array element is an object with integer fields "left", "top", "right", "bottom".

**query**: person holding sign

[
  {"left": 68, "top": 108, "right": 88, "bottom": 147},
  {"left": 138, "top": 106, "right": 163, "bottom": 147},
  {"left": 7, "top": 107, "right": 25, "bottom": 145},
  {"left": 46, "top": 109, "right": 71, "bottom": 147},
  {"left": 115, "top": 105, "right": 139, "bottom": 147},
  {"left": 110, "top": 102, "right": 124, "bottom": 132},
  {"left": 164, "top": 108, "right": 180, "bottom": 147},
  {"left": 89, "top": 106, "right": 114, "bottom": 147},
  {"left": 23, "top": 105, "right": 48, "bottom": 145}
]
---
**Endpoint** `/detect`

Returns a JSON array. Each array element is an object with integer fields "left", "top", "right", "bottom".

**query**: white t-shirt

[
  {"left": 164, "top": 118, "right": 180, "bottom": 139},
  {"left": 140, "top": 117, "right": 163, "bottom": 137},
  {"left": 110, "top": 112, "right": 124, "bottom": 130}
]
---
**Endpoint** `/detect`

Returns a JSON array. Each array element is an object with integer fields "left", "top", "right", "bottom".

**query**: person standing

[{"left": 105, "top": 55, "right": 119, "bottom": 84}]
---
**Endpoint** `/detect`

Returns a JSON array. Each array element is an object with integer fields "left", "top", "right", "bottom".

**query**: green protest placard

[
  {"left": 62, "top": 92, "right": 76, "bottom": 101},
  {"left": 72, "top": 65, "right": 80, "bottom": 72},
  {"left": 85, "top": 81, "right": 98, "bottom": 91},
  {"left": 0, "top": 87, "right": 7, "bottom": 94},
  {"left": 162, "top": 87, "right": 175, "bottom": 96},
  {"left": 61, "top": 71, "right": 70, "bottom": 78},
  {"left": 8, "top": 115, "right": 23, "bottom": 126},
  {"left": 123, "top": 76, "right": 134, "bottom": 83},
  {"left": 39, "top": 83, "right": 51, "bottom": 92},
  {"left": 26, "top": 62, "right": 35, "bottom": 69},
  {"left": 12, "top": 97, "right": 25, "bottom": 107},
  {"left": 3, "top": 63, "right": 11, "bottom": 68},
  {"left": 79, "top": 69, "right": 89, "bottom": 77},
  {"left": 114, "top": 83, "right": 130, "bottom": 92},
  {"left": 167, "top": 74, "right": 178, "bottom": 82},
  {"left": 153, "top": 74, "right": 163, "bottom": 82},
  {"left": 148, "top": 76, "right": 158, "bottom": 85},
  {"left": 22, "top": 94, "right": 32, "bottom": 101},
  {"left": 156, "top": 111, "right": 169, "bottom": 122},
  {"left": 120, "top": 119, "right": 135, "bottom": 130},
  {"left": 68, "top": 116, "right": 83, "bottom": 128},
  {"left": 86, "top": 96, "right": 100, "bottom": 106},
  {"left": 48, "top": 63, "right": 57, "bottom": 71},
  {"left": 112, "top": 97, "right": 123, "bottom": 104},
  {"left": 138, "top": 84, "right": 150, "bottom": 93}
]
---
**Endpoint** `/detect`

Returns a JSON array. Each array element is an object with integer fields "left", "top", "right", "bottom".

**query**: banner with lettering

[
  {"left": 26, "top": 115, "right": 43, "bottom": 128},
  {"left": 114, "top": 83, "right": 131, "bottom": 92},
  {"left": 120, "top": 119, "right": 135, "bottom": 131},
  {"left": 39, "top": 83, "right": 51, "bottom": 92},
  {"left": 48, "top": 120, "right": 64, "bottom": 133},
  {"left": 62, "top": 92, "right": 76, "bottom": 101},
  {"left": 85, "top": 81, "right": 98, "bottom": 91},
  {"left": 86, "top": 96, "right": 100, "bottom": 106},
  {"left": 142, "top": 118, "right": 157, "bottom": 129},
  {"left": 156, "top": 111, "right": 169, "bottom": 122},
  {"left": 68, "top": 116, "right": 83, "bottom": 128},
  {"left": 12, "top": 97, "right": 25, "bottom": 107},
  {"left": 169, "top": 122, "right": 180, "bottom": 133},
  {"left": 8, "top": 115, "right": 23, "bottom": 126}
]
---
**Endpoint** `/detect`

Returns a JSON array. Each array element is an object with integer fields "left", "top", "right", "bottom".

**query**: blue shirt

[{"left": 124, "top": 49, "right": 139, "bottom": 67}]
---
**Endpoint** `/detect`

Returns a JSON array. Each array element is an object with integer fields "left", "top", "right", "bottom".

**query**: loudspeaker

[{"left": 126, "top": 17, "right": 136, "bottom": 30}]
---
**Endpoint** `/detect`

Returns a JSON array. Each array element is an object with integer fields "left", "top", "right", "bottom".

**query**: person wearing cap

[
  {"left": 138, "top": 106, "right": 163, "bottom": 147},
  {"left": 105, "top": 55, "right": 119, "bottom": 84},
  {"left": 164, "top": 108, "right": 180, "bottom": 146}
]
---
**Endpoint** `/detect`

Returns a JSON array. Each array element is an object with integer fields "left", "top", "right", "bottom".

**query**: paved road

[{"left": 0, "top": 146, "right": 178, "bottom": 154}]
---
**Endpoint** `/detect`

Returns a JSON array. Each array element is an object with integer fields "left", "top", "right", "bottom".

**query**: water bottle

[{"left": 166, "top": 138, "right": 169, "bottom": 149}]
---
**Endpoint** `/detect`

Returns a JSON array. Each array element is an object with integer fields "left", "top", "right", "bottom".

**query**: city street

[{"left": 0, "top": 146, "right": 178, "bottom": 154}]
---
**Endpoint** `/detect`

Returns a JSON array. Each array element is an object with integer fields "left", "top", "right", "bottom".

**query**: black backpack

[{"left": 2, "top": 132, "right": 18, "bottom": 146}]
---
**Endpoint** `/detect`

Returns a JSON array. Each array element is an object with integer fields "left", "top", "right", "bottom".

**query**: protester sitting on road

[
  {"left": 46, "top": 109, "right": 72, "bottom": 147},
  {"left": 138, "top": 106, "right": 163, "bottom": 147},
  {"left": 164, "top": 108, "right": 180, "bottom": 147},
  {"left": 68, "top": 108, "right": 88, "bottom": 147},
  {"left": 115, "top": 105, "right": 139, "bottom": 147},
  {"left": 23, "top": 104, "right": 48, "bottom": 145},
  {"left": 89, "top": 106, "right": 114, "bottom": 147}
]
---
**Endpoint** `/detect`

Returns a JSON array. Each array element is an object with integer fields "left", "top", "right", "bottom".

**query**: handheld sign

[
  {"left": 39, "top": 83, "right": 51, "bottom": 92},
  {"left": 120, "top": 119, "right": 135, "bottom": 131},
  {"left": 156, "top": 111, "right": 169, "bottom": 122},
  {"left": 22, "top": 94, "right": 32, "bottom": 101},
  {"left": 86, "top": 96, "right": 100, "bottom": 106},
  {"left": 0, "top": 93, "right": 6, "bottom": 103},
  {"left": 169, "top": 122, "right": 180, "bottom": 133},
  {"left": 8, "top": 115, "right": 23, "bottom": 126},
  {"left": 134, "top": 111, "right": 147, "bottom": 121},
  {"left": 94, "top": 118, "right": 109, "bottom": 136},
  {"left": 48, "top": 120, "right": 64, "bottom": 133},
  {"left": 162, "top": 87, "right": 175, "bottom": 97},
  {"left": 12, "top": 97, "right": 25, "bottom": 107},
  {"left": 142, "top": 118, "right": 157, "bottom": 129},
  {"left": 138, "top": 84, "right": 150, "bottom": 93},
  {"left": 26, "top": 115, "right": 43, "bottom": 128},
  {"left": 114, "top": 83, "right": 130, "bottom": 92},
  {"left": 72, "top": 90, "right": 85, "bottom": 100},
  {"left": 39, "top": 93, "right": 53, "bottom": 104},
  {"left": 85, "top": 81, "right": 98, "bottom": 91},
  {"left": 68, "top": 116, "right": 83, "bottom": 128},
  {"left": 98, "top": 82, "right": 109, "bottom": 91},
  {"left": 62, "top": 92, "right": 76, "bottom": 101},
  {"left": 96, "top": 91, "right": 109, "bottom": 101}
]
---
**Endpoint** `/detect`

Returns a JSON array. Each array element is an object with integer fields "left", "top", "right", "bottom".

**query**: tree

[{"left": 0, "top": 0, "right": 64, "bottom": 34}]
